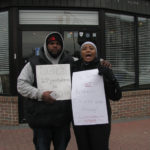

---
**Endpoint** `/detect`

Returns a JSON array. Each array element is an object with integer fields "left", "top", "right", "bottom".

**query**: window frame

[
  {"left": 1, "top": 8, "right": 150, "bottom": 96},
  {"left": 137, "top": 16, "right": 150, "bottom": 89},
  {"left": 0, "top": 10, "right": 11, "bottom": 95},
  {"left": 104, "top": 10, "right": 150, "bottom": 91}
]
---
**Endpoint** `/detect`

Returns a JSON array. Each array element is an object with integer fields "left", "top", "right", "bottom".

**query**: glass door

[
  {"left": 22, "top": 31, "right": 51, "bottom": 64},
  {"left": 19, "top": 29, "right": 100, "bottom": 123},
  {"left": 21, "top": 30, "right": 99, "bottom": 63},
  {"left": 63, "top": 31, "right": 98, "bottom": 59}
]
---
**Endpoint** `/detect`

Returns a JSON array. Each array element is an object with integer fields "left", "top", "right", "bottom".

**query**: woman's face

[{"left": 81, "top": 44, "right": 97, "bottom": 62}]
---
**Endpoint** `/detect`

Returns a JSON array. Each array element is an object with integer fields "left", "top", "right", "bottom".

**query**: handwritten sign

[
  {"left": 71, "top": 69, "right": 108, "bottom": 125},
  {"left": 36, "top": 64, "right": 71, "bottom": 100}
]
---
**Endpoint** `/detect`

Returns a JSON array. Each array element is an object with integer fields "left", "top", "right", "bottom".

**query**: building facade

[{"left": 0, "top": 0, "right": 150, "bottom": 125}]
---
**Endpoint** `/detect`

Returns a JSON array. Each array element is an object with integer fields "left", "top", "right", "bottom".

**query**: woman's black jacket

[{"left": 71, "top": 58, "right": 122, "bottom": 124}]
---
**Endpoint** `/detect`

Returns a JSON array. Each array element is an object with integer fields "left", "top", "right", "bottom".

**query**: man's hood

[{"left": 43, "top": 32, "right": 64, "bottom": 64}]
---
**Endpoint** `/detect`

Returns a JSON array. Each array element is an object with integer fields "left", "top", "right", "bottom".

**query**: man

[
  {"left": 17, "top": 32, "right": 73, "bottom": 150},
  {"left": 17, "top": 32, "right": 111, "bottom": 150}
]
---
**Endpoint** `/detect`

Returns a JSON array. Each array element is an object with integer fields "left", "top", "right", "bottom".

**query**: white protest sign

[
  {"left": 71, "top": 69, "right": 108, "bottom": 125},
  {"left": 36, "top": 64, "right": 71, "bottom": 100}
]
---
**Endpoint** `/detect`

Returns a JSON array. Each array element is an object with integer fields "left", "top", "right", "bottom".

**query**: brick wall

[
  {"left": 0, "top": 89, "right": 150, "bottom": 126},
  {"left": 111, "top": 89, "right": 150, "bottom": 120},
  {"left": 0, "top": 96, "right": 19, "bottom": 126}
]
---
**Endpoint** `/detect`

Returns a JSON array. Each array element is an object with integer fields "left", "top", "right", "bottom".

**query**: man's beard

[{"left": 48, "top": 50, "right": 62, "bottom": 58}]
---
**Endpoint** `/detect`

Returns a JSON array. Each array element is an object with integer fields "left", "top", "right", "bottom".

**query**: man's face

[{"left": 47, "top": 41, "right": 62, "bottom": 57}]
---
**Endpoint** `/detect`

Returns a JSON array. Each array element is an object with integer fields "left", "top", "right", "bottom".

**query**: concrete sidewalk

[{"left": 0, "top": 117, "right": 150, "bottom": 150}]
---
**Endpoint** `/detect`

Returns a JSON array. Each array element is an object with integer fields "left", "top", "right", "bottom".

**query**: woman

[{"left": 71, "top": 41, "right": 122, "bottom": 150}]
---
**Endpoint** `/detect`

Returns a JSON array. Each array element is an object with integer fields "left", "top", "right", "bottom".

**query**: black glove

[{"left": 98, "top": 65, "right": 116, "bottom": 83}]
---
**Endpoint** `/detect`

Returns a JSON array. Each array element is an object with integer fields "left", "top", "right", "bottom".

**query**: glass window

[
  {"left": 63, "top": 31, "right": 97, "bottom": 57},
  {"left": 22, "top": 31, "right": 98, "bottom": 61},
  {"left": 22, "top": 31, "right": 50, "bottom": 59},
  {"left": 0, "top": 11, "right": 9, "bottom": 94},
  {"left": 19, "top": 10, "right": 98, "bottom": 25},
  {"left": 105, "top": 13, "right": 135, "bottom": 88},
  {"left": 63, "top": 31, "right": 80, "bottom": 56},
  {"left": 138, "top": 17, "right": 150, "bottom": 87}
]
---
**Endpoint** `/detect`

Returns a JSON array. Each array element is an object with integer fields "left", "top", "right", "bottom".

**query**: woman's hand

[
  {"left": 100, "top": 59, "right": 112, "bottom": 69},
  {"left": 98, "top": 65, "right": 116, "bottom": 83}
]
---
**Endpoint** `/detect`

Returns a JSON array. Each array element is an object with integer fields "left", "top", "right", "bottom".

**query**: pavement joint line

[{"left": 112, "top": 116, "right": 150, "bottom": 123}]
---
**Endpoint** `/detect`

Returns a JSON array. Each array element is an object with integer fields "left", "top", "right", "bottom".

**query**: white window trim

[{"left": 19, "top": 10, "right": 99, "bottom": 25}]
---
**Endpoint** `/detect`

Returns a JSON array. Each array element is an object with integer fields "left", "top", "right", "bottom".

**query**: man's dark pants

[{"left": 33, "top": 124, "right": 70, "bottom": 150}]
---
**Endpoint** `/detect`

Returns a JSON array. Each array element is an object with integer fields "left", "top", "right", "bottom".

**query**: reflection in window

[
  {"left": 64, "top": 31, "right": 97, "bottom": 59},
  {"left": 105, "top": 13, "right": 135, "bottom": 88},
  {"left": 22, "top": 31, "right": 97, "bottom": 61},
  {"left": 138, "top": 17, "right": 150, "bottom": 86},
  {"left": 64, "top": 31, "right": 80, "bottom": 56},
  {"left": 0, "top": 11, "right": 9, "bottom": 94},
  {"left": 22, "top": 31, "right": 50, "bottom": 59}
]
